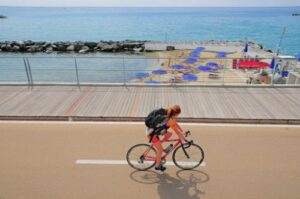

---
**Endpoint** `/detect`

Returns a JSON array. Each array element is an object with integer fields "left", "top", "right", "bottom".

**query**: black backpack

[{"left": 145, "top": 108, "right": 167, "bottom": 128}]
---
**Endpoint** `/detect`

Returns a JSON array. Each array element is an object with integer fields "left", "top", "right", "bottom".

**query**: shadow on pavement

[{"left": 130, "top": 170, "right": 209, "bottom": 199}]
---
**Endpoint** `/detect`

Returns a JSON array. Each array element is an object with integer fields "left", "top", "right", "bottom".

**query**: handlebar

[
  {"left": 185, "top": 130, "right": 191, "bottom": 137},
  {"left": 183, "top": 130, "right": 193, "bottom": 147}
]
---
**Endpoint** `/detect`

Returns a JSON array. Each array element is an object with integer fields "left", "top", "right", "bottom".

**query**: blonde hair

[{"left": 167, "top": 104, "right": 181, "bottom": 117}]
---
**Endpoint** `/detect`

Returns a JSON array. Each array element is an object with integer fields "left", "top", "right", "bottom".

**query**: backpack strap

[
  {"left": 148, "top": 126, "right": 167, "bottom": 143},
  {"left": 148, "top": 131, "right": 155, "bottom": 143}
]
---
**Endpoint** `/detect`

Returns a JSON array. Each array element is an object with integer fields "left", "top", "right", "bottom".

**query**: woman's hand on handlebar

[{"left": 185, "top": 130, "right": 191, "bottom": 137}]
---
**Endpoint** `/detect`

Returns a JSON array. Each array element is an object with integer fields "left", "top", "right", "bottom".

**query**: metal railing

[{"left": 0, "top": 56, "right": 299, "bottom": 87}]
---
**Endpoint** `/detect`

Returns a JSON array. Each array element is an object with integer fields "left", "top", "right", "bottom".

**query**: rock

[
  {"left": 24, "top": 40, "right": 35, "bottom": 46},
  {"left": 101, "top": 43, "right": 119, "bottom": 52},
  {"left": 67, "top": 45, "right": 75, "bottom": 51},
  {"left": 166, "top": 46, "right": 175, "bottom": 51},
  {"left": 19, "top": 45, "right": 27, "bottom": 52},
  {"left": 96, "top": 42, "right": 106, "bottom": 49},
  {"left": 133, "top": 47, "right": 143, "bottom": 52},
  {"left": 51, "top": 45, "right": 58, "bottom": 51},
  {"left": 122, "top": 42, "right": 143, "bottom": 51},
  {"left": 107, "top": 40, "right": 114, "bottom": 45},
  {"left": 84, "top": 42, "right": 97, "bottom": 48},
  {"left": 53, "top": 41, "right": 64, "bottom": 45},
  {"left": 12, "top": 45, "right": 20, "bottom": 52},
  {"left": 79, "top": 46, "right": 90, "bottom": 53},
  {"left": 5, "top": 44, "right": 12, "bottom": 52},
  {"left": 0, "top": 40, "right": 147, "bottom": 53},
  {"left": 74, "top": 44, "right": 84, "bottom": 52},
  {"left": 26, "top": 45, "right": 40, "bottom": 52},
  {"left": 35, "top": 41, "right": 46, "bottom": 46},
  {"left": 0, "top": 44, "right": 6, "bottom": 51},
  {"left": 42, "top": 42, "right": 51, "bottom": 48},
  {"left": 45, "top": 47, "right": 53, "bottom": 54},
  {"left": 40, "top": 43, "right": 51, "bottom": 52},
  {"left": 56, "top": 44, "right": 67, "bottom": 52}
]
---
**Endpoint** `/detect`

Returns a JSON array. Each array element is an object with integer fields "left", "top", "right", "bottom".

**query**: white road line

[
  {"left": 1, "top": 120, "right": 300, "bottom": 128},
  {"left": 76, "top": 160, "right": 206, "bottom": 167}
]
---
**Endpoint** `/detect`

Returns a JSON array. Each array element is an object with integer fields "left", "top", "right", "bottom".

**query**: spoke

[
  {"left": 173, "top": 145, "right": 204, "bottom": 169},
  {"left": 127, "top": 144, "right": 157, "bottom": 170}
]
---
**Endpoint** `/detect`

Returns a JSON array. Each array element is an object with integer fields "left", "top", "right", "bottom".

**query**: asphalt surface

[{"left": 0, "top": 122, "right": 300, "bottom": 199}]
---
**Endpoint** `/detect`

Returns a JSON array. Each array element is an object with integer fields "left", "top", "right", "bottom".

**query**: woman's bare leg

[
  {"left": 153, "top": 141, "right": 163, "bottom": 167},
  {"left": 161, "top": 131, "right": 172, "bottom": 142}
]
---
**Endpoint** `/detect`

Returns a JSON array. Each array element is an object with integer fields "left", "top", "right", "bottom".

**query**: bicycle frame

[{"left": 141, "top": 138, "right": 183, "bottom": 162}]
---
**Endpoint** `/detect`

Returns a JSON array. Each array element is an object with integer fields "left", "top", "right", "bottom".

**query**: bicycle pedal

[{"left": 161, "top": 159, "right": 166, "bottom": 165}]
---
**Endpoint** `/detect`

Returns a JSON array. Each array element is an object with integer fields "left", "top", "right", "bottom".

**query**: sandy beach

[{"left": 129, "top": 41, "right": 274, "bottom": 84}]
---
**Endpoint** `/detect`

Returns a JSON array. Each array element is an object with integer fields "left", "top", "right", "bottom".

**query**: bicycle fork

[
  {"left": 182, "top": 141, "right": 193, "bottom": 159},
  {"left": 182, "top": 145, "right": 190, "bottom": 159}
]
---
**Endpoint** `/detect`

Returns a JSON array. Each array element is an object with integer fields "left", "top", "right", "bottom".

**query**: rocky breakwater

[{"left": 0, "top": 40, "right": 146, "bottom": 53}]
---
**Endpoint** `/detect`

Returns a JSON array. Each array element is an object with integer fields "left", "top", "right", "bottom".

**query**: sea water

[
  {"left": 0, "top": 7, "right": 299, "bottom": 83},
  {"left": 1, "top": 7, "right": 299, "bottom": 54}
]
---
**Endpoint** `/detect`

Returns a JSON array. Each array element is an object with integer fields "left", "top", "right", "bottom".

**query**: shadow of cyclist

[{"left": 129, "top": 170, "right": 209, "bottom": 199}]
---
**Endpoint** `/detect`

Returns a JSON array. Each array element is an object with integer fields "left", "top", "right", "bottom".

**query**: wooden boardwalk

[{"left": 0, "top": 85, "right": 300, "bottom": 124}]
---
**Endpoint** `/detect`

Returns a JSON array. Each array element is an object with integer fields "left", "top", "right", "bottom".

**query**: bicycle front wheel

[
  {"left": 172, "top": 143, "right": 204, "bottom": 170},
  {"left": 126, "top": 144, "right": 157, "bottom": 171}
]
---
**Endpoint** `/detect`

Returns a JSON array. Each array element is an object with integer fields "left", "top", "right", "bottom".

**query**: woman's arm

[
  {"left": 171, "top": 125, "right": 186, "bottom": 141},
  {"left": 175, "top": 122, "right": 183, "bottom": 132}
]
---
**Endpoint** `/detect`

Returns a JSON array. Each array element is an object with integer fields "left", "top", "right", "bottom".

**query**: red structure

[{"left": 232, "top": 58, "right": 269, "bottom": 69}]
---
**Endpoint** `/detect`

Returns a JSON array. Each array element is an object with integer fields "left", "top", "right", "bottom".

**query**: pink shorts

[
  {"left": 147, "top": 134, "right": 160, "bottom": 143},
  {"left": 146, "top": 128, "right": 160, "bottom": 143}
]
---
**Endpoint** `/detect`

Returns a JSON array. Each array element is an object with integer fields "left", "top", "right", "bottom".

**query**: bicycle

[{"left": 126, "top": 131, "right": 205, "bottom": 170}]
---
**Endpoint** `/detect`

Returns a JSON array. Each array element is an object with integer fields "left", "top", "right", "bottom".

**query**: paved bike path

[{"left": 1, "top": 122, "right": 300, "bottom": 199}]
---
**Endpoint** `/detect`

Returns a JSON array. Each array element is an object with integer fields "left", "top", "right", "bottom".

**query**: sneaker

[{"left": 155, "top": 164, "right": 166, "bottom": 172}]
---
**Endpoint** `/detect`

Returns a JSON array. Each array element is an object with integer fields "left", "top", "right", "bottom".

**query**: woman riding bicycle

[{"left": 145, "top": 104, "right": 187, "bottom": 171}]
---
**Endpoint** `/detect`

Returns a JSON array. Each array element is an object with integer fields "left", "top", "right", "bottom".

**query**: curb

[{"left": 0, "top": 116, "right": 299, "bottom": 125}]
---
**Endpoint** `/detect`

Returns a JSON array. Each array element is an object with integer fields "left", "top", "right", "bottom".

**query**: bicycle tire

[
  {"left": 172, "top": 143, "right": 204, "bottom": 170},
  {"left": 126, "top": 144, "right": 157, "bottom": 171}
]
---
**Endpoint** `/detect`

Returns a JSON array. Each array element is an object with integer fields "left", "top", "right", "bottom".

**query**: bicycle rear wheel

[
  {"left": 126, "top": 144, "right": 157, "bottom": 171},
  {"left": 172, "top": 143, "right": 204, "bottom": 170}
]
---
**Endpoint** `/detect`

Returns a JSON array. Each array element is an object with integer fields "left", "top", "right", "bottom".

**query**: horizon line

[{"left": 1, "top": 5, "right": 300, "bottom": 8}]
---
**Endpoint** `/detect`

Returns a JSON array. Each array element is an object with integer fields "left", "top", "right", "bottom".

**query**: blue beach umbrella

[
  {"left": 194, "top": 47, "right": 205, "bottom": 51},
  {"left": 144, "top": 80, "right": 161, "bottom": 84},
  {"left": 207, "top": 62, "right": 218, "bottom": 67},
  {"left": 197, "top": 66, "right": 212, "bottom": 71},
  {"left": 191, "top": 50, "right": 201, "bottom": 54},
  {"left": 184, "top": 57, "right": 197, "bottom": 64},
  {"left": 216, "top": 54, "right": 226, "bottom": 58},
  {"left": 171, "top": 64, "right": 186, "bottom": 70},
  {"left": 182, "top": 74, "right": 198, "bottom": 81},
  {"left": 189, "top": 55, "right": 199, "bottom": 60},
  {"left": 269, "top": 57, "right": 275, "bottom": 69},
  {"left": 189, "top": 52, "right": 200, "bottom": 57},
  {"left": 152, "top": 69, "right": 167, "bottom": 75},
  {"left": 135, "top": 72, "right": 149, "bottom": 78},
  {"left": 216, "top": 51, "right": 227, "bottom": 58}
]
